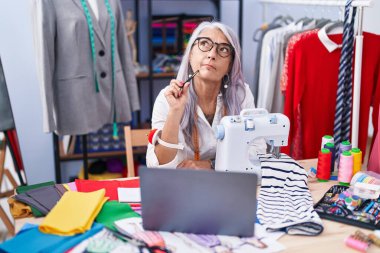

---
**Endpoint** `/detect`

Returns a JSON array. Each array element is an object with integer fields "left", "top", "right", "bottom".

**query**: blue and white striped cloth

[{"left": 257, "top": 154, "right": 323, "bottom": 236}]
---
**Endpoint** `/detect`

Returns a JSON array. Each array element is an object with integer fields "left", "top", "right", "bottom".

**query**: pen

[{"left": 179, "top": 70, "right": 199, "bottom": 92}]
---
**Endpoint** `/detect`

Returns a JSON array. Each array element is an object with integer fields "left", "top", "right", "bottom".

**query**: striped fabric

[
  {"left": 257, "top": 154, "right": 323, "bottom": 236},
  {"left": 334, "top": 0, "right": 357, "bottom": 157}
]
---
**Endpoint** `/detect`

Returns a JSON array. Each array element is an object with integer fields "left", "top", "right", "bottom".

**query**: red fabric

[
  {"left": 282, "top": 31, "right": 380, "bottom": 159},
  {"left": 5, "top": 129, "right": 24, "bottom": 171},
  {"left": 75, "top": 178, "right": 140, "bottom": 201},
  {"left": 368, "top": 105, "right": 380, "bottom": 173}
]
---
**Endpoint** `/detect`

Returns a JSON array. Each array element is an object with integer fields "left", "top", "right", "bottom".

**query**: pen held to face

[{"left": 179, "top": 70, "right": 199, "bottom": 92}]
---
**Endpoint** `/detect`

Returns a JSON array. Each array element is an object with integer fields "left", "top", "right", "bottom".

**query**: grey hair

[{"left": 177, "top": 21, "right": 246, "bottom": 150}]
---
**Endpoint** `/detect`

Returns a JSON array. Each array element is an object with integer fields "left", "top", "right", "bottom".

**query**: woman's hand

[
  {"left": 164, "top": 79, "right": 190, "bottom": 113},
  {"left": 177, "top": 160, "right": 212, "bottom": 170}
]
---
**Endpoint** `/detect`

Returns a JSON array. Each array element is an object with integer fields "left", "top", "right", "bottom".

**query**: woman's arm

[{"left": 149, "top": 80, "right": 190, "bottom": 165}]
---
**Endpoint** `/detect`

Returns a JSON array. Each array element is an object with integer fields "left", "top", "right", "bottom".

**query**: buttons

[
  {"left": 99, "top": 50, "right": 105, "bottom": 56},
  {"left": 100, "top": 72, "right": 107, "bottom": 78}
]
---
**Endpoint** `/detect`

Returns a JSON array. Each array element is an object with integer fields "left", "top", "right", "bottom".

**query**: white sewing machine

[{"left": 214, "top": 109, "right": 290, "bottom": 182}]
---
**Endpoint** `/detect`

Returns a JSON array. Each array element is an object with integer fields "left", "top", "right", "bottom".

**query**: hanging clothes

[
  {"left": 0, "top": 59, "right": 15, "bottom": 132},
  {"left": 252, "top": 22, "right": 282, "bottom": 104},
  {"left": 282, "top": 27, "right": 380, "bottom": 159},
  {"left": 257, "top": 21, "right": 314, "bottom": 113},
  {"left": 33, "top": 0, "right": 140, "bottom": 136}
]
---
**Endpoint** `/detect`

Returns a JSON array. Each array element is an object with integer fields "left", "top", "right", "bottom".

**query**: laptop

[{"left": 139, "top": 167, "right": 257, "bottom": 237}]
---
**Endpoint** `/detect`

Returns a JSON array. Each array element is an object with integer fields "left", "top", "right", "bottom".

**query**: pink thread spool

[
  {"left": 345, "top": 236, "right": 369, "bottom": 252},
  {"left": 338, "top": 151, "right": 353, "bottom": 186}
]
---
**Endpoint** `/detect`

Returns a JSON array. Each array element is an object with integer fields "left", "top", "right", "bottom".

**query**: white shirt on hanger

[
  {"left": 257, "top": 22, "right": 302, "bottom": 111},
  {"left": 146, "top": 84, "right": 267, "bottom": 168},
  {"left": 88, "top": 0, "right": 99, "bottom": 20}
]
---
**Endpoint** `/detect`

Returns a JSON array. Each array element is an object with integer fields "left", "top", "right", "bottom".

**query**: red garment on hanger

[
  {"left": 368, "top": 105, "right": 380, "bottom": 173},
  {"left": 282, "top": 32, "right": 380, "bottom": 159}
]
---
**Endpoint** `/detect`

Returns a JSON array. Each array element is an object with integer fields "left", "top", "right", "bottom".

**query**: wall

[{"left": 0, "top": 0, "right": 55, "bottom": 184}]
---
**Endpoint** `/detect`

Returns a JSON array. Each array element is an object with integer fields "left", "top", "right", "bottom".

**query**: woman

[{"left": 146, "top": 21, "right": 266, "bottom": 169}]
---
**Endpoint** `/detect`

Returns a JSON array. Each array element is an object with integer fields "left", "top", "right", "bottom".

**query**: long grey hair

[{"left": 176, "top": 21, "right": 246, "bottom": 150}]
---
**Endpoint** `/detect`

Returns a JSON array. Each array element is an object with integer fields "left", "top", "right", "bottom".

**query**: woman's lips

[{"left": 202, "top": 64, "right": 216, "bottom": 70}]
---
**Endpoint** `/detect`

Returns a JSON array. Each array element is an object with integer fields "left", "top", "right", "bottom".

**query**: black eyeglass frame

[{"left": 193, "top": 37, "right": 235, "bottom": 58}]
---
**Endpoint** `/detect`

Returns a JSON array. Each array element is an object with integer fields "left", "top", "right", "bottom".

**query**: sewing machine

[{"left": 214, "top": 109, "right": 290, "bottom": 182}]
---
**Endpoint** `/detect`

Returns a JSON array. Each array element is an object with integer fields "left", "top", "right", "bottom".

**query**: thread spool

[
  {"left": 321, "top": 135, "right": 334, "bottom": 149},
  {"left": 336, "top": 140, "right": 352, "bottom": 169},
  {"left": 317, "top": 148, "right": 331, "bottom": 182},
  {"left": 351, "top": 148, "right": 362, "bottom": 175},
  {"left": 350, "top": 172, "right": 380, "bottom": 186},
  {"left": 338, "top": 151, "right": 353, "bottom": 186},
  {"left": 345, "top": 236, "right": 369, "bottom": 252},
  {"left": 324, "top": 142, "right": 335, "bottom": 173}
]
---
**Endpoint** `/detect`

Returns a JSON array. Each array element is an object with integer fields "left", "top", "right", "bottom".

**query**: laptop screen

[{"left": 140, "top": 167, "right": 257, "bottom": 237}]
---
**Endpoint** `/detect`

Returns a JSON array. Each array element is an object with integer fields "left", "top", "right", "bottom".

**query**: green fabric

[
  {"left": 16, "top": 181, "right": 55, "bottom": 217},
  {"left": 95, "top": 201, "right": 140, "bottom": 231}
]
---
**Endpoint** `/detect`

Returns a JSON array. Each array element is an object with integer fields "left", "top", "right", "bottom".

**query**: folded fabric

[
  {"left": 25, "top": 185, "right": 63, "bottom": 212},
  {"left": 7, "top": 197, "right": 33, "bottom": 219},
  {"left": 0, "top": 222, "right": 103, "bottom": 253},
  {"left": 14, "top": 193, "right": 50, "bottom": 215},
  {"left": 257, "top": 154, "right": 323, "bottom": 236},
  {"left": 64, "top": 182, "right": 77, "bottom": 192},
  {"left": 55, "top": 184, "right": 68, "bottom": 196},
  {"left": 75, "top": 178, "right": 139, "bottom": 201},
  {"left": 95, "top": 201, "right": 140, "bottom": 230},
  {"left": 39, "top": 189, "right": 107, "bottom": 236},
  {"left": 16, "top": 181, "right": 55, "bottom": 194},
  {"left": 16, "top": 181, "right": 55, "bottom": 217}
]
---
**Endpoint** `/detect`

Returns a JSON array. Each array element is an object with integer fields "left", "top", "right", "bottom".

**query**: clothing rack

[{"left": 259, "top": 0, "right": 373, "bottom": 148}]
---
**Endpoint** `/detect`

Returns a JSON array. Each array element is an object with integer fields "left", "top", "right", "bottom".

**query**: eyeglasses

[{"left": 194, "top": 37, "right": 234, "bottom": 58}]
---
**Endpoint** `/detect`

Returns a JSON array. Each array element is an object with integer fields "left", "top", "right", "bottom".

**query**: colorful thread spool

[
  {"left": 336, "top": 140, "right": 352, "bottom": 169},
  {"left": 338, "top": 151, "right": 353, "bottom": 186},
  {"left": 317, "top": 148, "right": 331, "bottom": 182},
  {"left": 345, "top": 235, "right": 369, "bottom": 252},
  {"left": 351, "top": 148, "right": 362, "bottom": 175},
  {"left": 321, "top": 135, "right": 334, "bottom": 149},
  {"left": 350, "top": 172, "right": 380, "bottom": 186},
  {"left": 324, "top": 142, "right": 335, "bottom": 173}
]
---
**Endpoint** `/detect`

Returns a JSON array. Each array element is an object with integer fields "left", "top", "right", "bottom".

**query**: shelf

[
  {"left": 59, "top": 147, "right": 146, "bottom": 161},
  {"left": 136, "top": 72, "right": 176, "bottom": 79}
]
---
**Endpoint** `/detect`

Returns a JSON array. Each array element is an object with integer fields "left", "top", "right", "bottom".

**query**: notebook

[{"left": 139, "top": 167, "right": 257, "bottom": 237}]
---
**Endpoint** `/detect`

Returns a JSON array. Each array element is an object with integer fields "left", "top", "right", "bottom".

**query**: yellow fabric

[
  {"left": 39, "top": 189, "right": 107, "bottom": 236},
  {"left": 7, "top": 197, "right": 33, "bottom": 219},
  {"left": 77, "top": 168, "right": 122, "bottom": 180}
]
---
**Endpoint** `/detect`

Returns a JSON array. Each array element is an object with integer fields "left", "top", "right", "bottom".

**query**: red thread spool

[{"left": 317, "top": 148, "right": 331, "bottom": 182}]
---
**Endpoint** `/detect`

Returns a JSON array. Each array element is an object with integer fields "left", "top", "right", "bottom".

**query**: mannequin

[
  {"left": 125, "top": 9, "right": 138, "bottom": 67},
  {"left": 33, "top": 0, "right": 140, "bottom": 136}
]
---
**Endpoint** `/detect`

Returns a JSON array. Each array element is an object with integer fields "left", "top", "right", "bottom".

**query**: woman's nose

[{"left": 207, "top": 45, "right": 217, "bottom": 60}]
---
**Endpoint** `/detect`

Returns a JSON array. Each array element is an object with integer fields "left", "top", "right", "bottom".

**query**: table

[
  {"left": 279, "top": 159, "right": 376, "bottom": 253},
  {"left": 14, "top": 159, "right": 379, "bottom": 252}
]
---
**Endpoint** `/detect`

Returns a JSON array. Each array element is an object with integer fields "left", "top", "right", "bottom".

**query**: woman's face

[{"left": 189, "top": 27, "right": 233, "bottom": 84}]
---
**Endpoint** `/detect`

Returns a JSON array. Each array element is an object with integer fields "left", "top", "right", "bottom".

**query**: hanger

[
  {"left": 296, "top": 17, "right": 314, "bottom": 26},
  {"left": 282, "top": 15, "right": 294, "bottom": 25},
  {"left": 315, "top": 18, "right": 331, "bottom": 29},
  {"left": 253, "top": 15, "right": 283, "bottom": 41},
  {"left": 325, "top": 21, "right": 344, "bottom": 34}
]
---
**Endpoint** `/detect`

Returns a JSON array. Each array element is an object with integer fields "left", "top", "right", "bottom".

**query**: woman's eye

[
  {"left": 219, "top": 46, "right": 230, "bottom": 53},
  {"left": 200, "top": 40, "right": 210, "bottom": 47}
]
